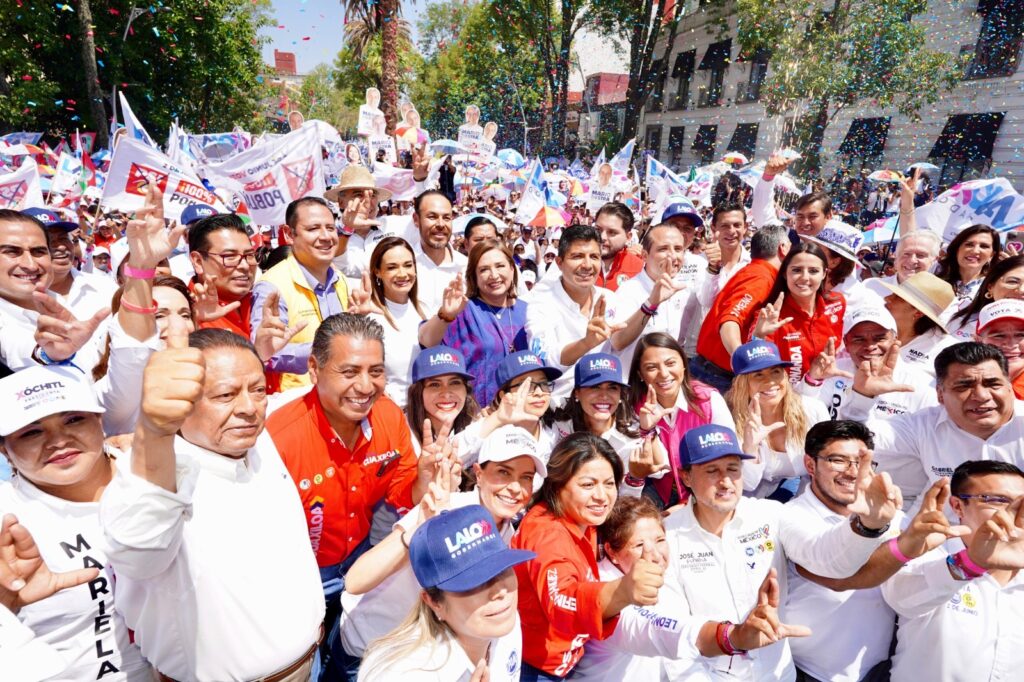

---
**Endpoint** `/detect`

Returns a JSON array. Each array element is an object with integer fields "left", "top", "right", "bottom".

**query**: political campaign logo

[
  {"left": 126, "top": 163, "right": 168, "bottom": 195},
  {"left": 444, "top": 518, "right": 494, "bottom": 556}
]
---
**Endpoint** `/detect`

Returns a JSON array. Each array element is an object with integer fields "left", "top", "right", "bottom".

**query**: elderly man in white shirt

[
  {"left": 100, "top": 327, "right": 324, "bottom": 682},
  {"left": 524, "top": 224, "right": 621, "bottom": 405},
  {"left": 881, "top": 459, "right": 1024, "bottom": 682},
  {"left": 662, "top": 423, "right": 902, "bottom": 682},
  {"left": 843, "top": 341, "right": 1024, "bottom": 505}
]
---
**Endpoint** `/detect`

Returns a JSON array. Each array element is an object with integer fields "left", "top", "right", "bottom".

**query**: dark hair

[
  {"left": 627, "top": 333, "right": 706, "bottom": 421},
  {"left": 368, "top": 237, "right": 425, "bottom": 329},
  {"left": 260, "top": 244, "right": 292, "bottom": 271},
  {"left": 311, "top": 313, "right": 385, "bottom": 367},
  {"left": 464, "top": 216, "right": 498, "bottom": 243},
  {"left": 949, "top": 255, "right": 1024, "bottom": 330},
  {"left": 711, "top": 201, "right": 746, "bottom": 227},
  {"left": 560, "top": 382, "right": 639, "bottom": 439},
  {"left": 805, "top": 420, "right": 875, "bottom": 458},
  {"left": 285, "top": 197, "right": 332, "bottom": 231},
  {"left": 935, "top": 224, "right": 1001, "bottom": 287},
  {"left": 599, "top": 497, "right": 663, "bottom": 554},
  {"left": 414, "top": 189, "right": 450, "bottom": 215},
  {"left": 532, "top": 432, "right": 624, "bottom": 518},
  {"left": 557, "top": 224, "right": 600, "bottom": 259},
  {"left": 822, "top": 246, "right": 856, "bottom": 289},
  {"left": 765, "top": 242, "right": 834, "bottom": 307},
  {"left": 951, "top": 460, "right": 1024, "bottom": 496},
  {"left": 187, "top": 213, "right": 248, "bottom": 253},
  {"left": 640, "top": 222, "right": 681, "bottom": 252},
  {"left": 406, "top": 378, "right": 481, "bottom": 443},
  {"left": 0, "top": 209, "right": 47, "bottom": 240},
  {"left": 466, "top": 240, "right": 518, "bottom": 300},
  {"left": 188, "top": 327, "right": 260, "bottom": 362},
  {"left": 794, "top": 191, "right": 833, "bottom": 216},
  {"left": 934, "top": 341, "right": 1008, "bottom": 383},
  {"left": 750, "top": 224, "right": 789, "bottom": 260},
  {"left": 594, "top": 202, "right": 635, "bottom": 233}
]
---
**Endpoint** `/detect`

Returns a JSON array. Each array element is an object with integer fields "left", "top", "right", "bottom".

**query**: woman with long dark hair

[
  {"left": 946, "top": 254, "right": 1024, "bottom": 341},
  {"left": 934, "top": 224, "right": 1001, "bottom": 302}
]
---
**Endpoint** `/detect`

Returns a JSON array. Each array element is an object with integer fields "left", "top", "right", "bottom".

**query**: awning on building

[
  {"left": 692, "top": 124, "right": 718, "bottom": 150},
  {"left": 727, "top": 123, "right": 759, "bottom": 158},
  {"left": 699, "top": 39, "right": 732, "bottom": 70},
  {"left": 839, "top": 117, "right": 890, "bottom": 157},
  {"left": 672, "top": 50, "right": 696, "bottom": 79},
  {"left": 929, "top": 112, "right": 1005, "bottom": 160}
]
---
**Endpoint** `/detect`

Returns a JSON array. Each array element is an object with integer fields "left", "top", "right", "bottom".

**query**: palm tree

[
  {"left": 343, "top": 4, "right": 411, "bottom": 61},
  {"left": 342, "top": 0, "right": 410, "bottom": 135}
]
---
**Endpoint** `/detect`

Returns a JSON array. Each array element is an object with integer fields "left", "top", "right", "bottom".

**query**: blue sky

[{"left": 259, "top": 0, "right": 427, "bottom": 73}]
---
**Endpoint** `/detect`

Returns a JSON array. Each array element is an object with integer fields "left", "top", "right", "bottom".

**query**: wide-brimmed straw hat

[
  {"left": 875, "top": 271, "right": 954, "bottom": 332},
  {"left": 324, "top": 165, "right": 392, "bottom": 204}
]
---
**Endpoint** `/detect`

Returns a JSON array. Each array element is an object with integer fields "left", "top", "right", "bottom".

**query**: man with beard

[
  {"left": 525, "top": 224, "right": 623, "bottom": 405},
  {"left": 593, "top": 202, "right": 643, "bottom": 291},
  {"left": 407, "top": 190, "right": 467, "bottom": 314}
]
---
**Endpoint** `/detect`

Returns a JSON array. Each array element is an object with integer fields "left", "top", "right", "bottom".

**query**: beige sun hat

[
  {"left": 324, "top": 164, "right": 392, "bottom": 204},
  {"left": 876, "top": 271, "right": 954, "bottom": 332}
]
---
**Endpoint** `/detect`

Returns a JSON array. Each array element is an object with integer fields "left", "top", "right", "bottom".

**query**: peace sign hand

[
  {"left": 753, "top": 292, "right": 793, "bottom": 340},
  {"left": 412, "top": 142, "right": 431, "bottom": 182},
  {"left": 852, "top": 341, "right": 914, "bottom": 398},
  {"left": 628, "top": 434, "right": 670, "bottom": 479},
  {"left": 742, "top": 398, "right": 785, "bottom": 457},
  {"left": 648, "top": 272, "right": 687, "bottom": 308},
  {"left": 348, "top": 271, "right": 384, "bottom": 316},
  {"left": 638, "top": 385, "right": 669, "bottom": 432},
  {"left": 730, "top": 569, "right": 812, "bottom": 651},
  {"left": 967, "top": 495, "right": 1024, "bottom": 570},
  {"left": 341, "top": 191, "right": 381, "bottom": 231},
  {"left": 808, "top": 337, "right": 854, "bottom": 382},
  {"left": 254, "top": 290, "right": 308, "bottom": 362},
  {"left": 584, "top": 296, "right": 626, "bottom": 347},
  {"left": 848, "top": 447, "right": 902, "bottom": 530},
  {"left": 125, "top": 185, "right": 185, "bottom": 270},
  {"left": 496, "top": 378, "right": 540, "bottom": 428},
  {"left": 33, "top": 288, "right": 110, "bottom": 362},
  {"left": 193, "top": 273, "right": 241, "bottom": 323},
  {"left": 896, "top": 478, "right": 970, "bottom": 560}
]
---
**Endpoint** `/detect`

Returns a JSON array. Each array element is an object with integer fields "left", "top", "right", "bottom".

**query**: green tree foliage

[
  {"left": 333, "top": 32, "right": 422, "bottom": 120},
  {"left": 0, "top": 0, "right": 273, "bottom": 141},
  {"left": 415, "top": 0, "right": 473, "bottom": 59},
  {"left": 292, "top": 64, "right": 355, "bottom": 135}
]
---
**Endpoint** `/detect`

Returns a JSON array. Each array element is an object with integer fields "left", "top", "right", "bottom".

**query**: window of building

[
  {"left": 697, "top": 40, "right": 731, "bottom": 108},
  {"left": 929, "top": 112, "right": 1005, "bottom": 187},
  {"left": 648, "top": 59, "right": 666, "bottom": 112},
  {"left": 838, "top": 117, "right": 890, "bottom": 172},
  {"left": 737, "top": 48, "right": 770, "bottom": 103},
  {"left": 726, "top": 123, "right": 759, "bottom": 159},
  {"left": 646, "top": 125, "right": 663, "bottom": 160},
  {"left": 966, "top": 0, "right": 1023, "bottom": 79},
  {"left": 668, "top": 126, "right": 686, "bottom": 168},
  {"left": 671, "top": 50, "right": 696, "bottom": 110},
  {"left": 691, "top": 124, "right": 718, "bottom": 164}
]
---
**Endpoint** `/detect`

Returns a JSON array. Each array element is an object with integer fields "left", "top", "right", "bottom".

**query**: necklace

[{"left": 478, "top": 297, "right": 517, "bottom": 353}]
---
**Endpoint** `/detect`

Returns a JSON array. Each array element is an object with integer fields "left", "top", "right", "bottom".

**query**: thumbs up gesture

[
  {"left": 139, "top": 323, "right": 206, "bottom": 437},
  {"left": 619, "top": 543, "right": 665, "bottom": 607}
]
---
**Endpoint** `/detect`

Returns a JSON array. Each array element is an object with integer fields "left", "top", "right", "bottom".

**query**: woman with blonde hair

[{"left": 727, "top": 339, "right": 829, "bottom": 500}]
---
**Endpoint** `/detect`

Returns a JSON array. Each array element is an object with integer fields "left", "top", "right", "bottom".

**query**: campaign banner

[
  {"left": 915, "top": 177, "right": 1024, "bottom": 242},
  {"left": 372, "top": 163, "right": 418, "bottom": 202},
  {"left": 515, "top": 160, "right": 548, "bottom": 224},
  {"left": 102, "top": 138, "right": 229, "bottom": 221},
  {"left": 458, "top": 124, "right": 483, "bottom": 155},
  {"left": 49, "top": 151, "right": 82, "bottom": 199},
  {"left": 0, "top": 132, "right": 43, "bottom": 146},
  {"left": 200, "top": 125, "right": 324, "bottom": 225},
  {"left": 189, "top": 131, "right": 252, "bottom": 162},
  {"left": 646, "top": 154, "right": 687, "bottom": 206},
  {"left": 368, "top": 135, "right": 397, "bottom": 165},
  {"left": 0, "top": 160, "right": 45, "bottom": 210},
  {"left": 117, "top": 92, "right": 158, "bottom": 148}
]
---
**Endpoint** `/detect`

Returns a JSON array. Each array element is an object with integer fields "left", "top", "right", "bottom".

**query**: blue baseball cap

[
  {"left": 412, "top": 345, "right": 473, "bottom": 384},
  {"left": 730, "top": 340, "right": 793, "bottom": 376},
  {"left": 21, "top": 207, "right": 78, "bottom": 232},
  {"left": 495, "top": 351, "right": 562, "bottom": 388},
  {"left": 409, "top": 505, "right": 535, "bottom": 592},
  {"left": 657, "top": 195, "right": 704, "bottom": 228},
  {"left": 575, "top": 352, "right": 626, "bottom": 388},
  {"left": 179, "top": 203, "right": 219, "bottom": 226},
  {"left": 680, "top": 424, "right": 753, "bottom": 466}
]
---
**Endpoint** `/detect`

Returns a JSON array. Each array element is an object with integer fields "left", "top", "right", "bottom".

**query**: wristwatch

[{"left": 849, "top": 514, "right": 890, "bottom": 538}]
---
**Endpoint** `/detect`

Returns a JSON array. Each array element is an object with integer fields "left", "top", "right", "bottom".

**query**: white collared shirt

[
  {"left": 339, "top": 490, "right": 513, "bottom": 658},
  {"left": 99, "top": 432, "right": 325, "bottom": 682},
  {"left": 524, "top": 279, "right": 613, "bottom": 405},
  {"left": 609, "top": 267, "right": 696, "bottom": 371},
  {"left": 413, "top": 240, "right": 468, "bottom": 314},
  {"left": 882, "top": 547, "right": 1024, "bottom": 682},
  {"left": 783, "top": 489, "right": 896, "bottom": 682},
  {"left": 662, "top": 496, "right": 887, "bottom": 682},
  {"left": 54, "top": 269, "right": 119, "bottom": 321},
  {"left": 550, "top": 420, "right": 654, "bottom": 498},
  {"left": 679, "top": 252, "right": 709, "bottom": 355},
  {"left": 0, "top": 469, "right": 151, "bottom": 682},
  {"left": 0, "top": 295, "right": 102, "bottom": 372},
  {"left": 898, "top": 328, "right": 957, "bottom": 377},
  {"left": 332, "top": 223, "right": 400, "bottom": 286},
  {"left": 357, "top": 614, "right": 524, "bottom": 682}
]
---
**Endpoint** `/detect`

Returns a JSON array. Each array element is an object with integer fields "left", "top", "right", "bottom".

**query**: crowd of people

[{"left": 2, "top": 117, "right": 1024, "bottom": 682}]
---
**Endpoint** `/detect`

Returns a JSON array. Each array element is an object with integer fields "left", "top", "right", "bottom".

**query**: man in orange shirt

[
  {"left": 594, "top": 202, "right": 643, "bottom": 291},
  {"left": 187, "top": 213, "right": 256, "bottom": 338},
  {"left": 693, "top": 223, "right": 790, "bottom": 393},
  {"left": 265, "top": 312, "right": 447, "bottom": 678}
]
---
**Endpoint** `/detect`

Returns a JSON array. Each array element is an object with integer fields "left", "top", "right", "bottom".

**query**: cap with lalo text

[
  {"left": 680, "top": 424, "right": 753, "bottom": 467},
  {"left": 0, "top": 366, "right": 104, "bottom": 437},
  {"left": 412, "top": 345, "right": 473, "bottom": 384}
]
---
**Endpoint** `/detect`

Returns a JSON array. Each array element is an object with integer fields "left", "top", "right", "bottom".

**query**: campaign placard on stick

[{"left": 0, "top": 159, "right": 45, "bottom": 210}]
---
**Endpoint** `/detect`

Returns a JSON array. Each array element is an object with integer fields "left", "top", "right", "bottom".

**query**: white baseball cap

[
  {"left": 478, "top": 425, "right": 547, "bottom": 478},
  {"left": 977, "top": 298, "right": 1024, "bottom": 335},
  {"left": 0, "top": 366, "right": 104, "bottom": 437},
  {"left": 842, "top": 305, "right": 898, "bottom": 338}
]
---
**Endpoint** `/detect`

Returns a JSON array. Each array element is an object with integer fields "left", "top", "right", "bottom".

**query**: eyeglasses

[
  {"left": 954, "top": 493, "right": 1014, "bottom": 506},
  {"left": 200, "top": 251, "right": 258, "bottom": 268},
  {"left": 812, "top": 455, "right": 877, "bottom": 473},
  {"left": 507, "top": 379, "right": 554, "bottom": 394}
]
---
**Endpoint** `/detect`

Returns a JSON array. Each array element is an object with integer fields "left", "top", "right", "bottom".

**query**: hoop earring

[{"left": 985, "top": 291, "right": 993, "bottom": 299}]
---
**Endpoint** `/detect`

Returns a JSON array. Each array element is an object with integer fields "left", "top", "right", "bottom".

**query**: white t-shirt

[
  {"left": 370, "top": 299, "right": 426, "bottom": 408},
  {"left": 742, "top": 394, "right": 830, "bottom": 499}
]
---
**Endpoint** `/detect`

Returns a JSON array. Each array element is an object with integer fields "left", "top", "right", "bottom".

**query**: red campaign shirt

[
  {"left": 761, "top": 292, "right": 846, "bottom": 384},
  {"left": 597, "top": 249, "right": 644, "bottom": 292},
  {"left": 188, "top": 280, "right": 254, "bottom": 339},
  {"left": 265, "top": 389, "right": 417, "bottom": 567},
  {"left": 511, "top": 503, "right": 619, "bottom": 676},
  {"left": 696, "top": 259, "right": 779, "bottom": 372}
]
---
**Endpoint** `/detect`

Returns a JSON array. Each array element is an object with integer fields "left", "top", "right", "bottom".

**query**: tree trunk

[
  {"left": 76, "top": 0, "right": 109, "bottom": 148},
  {"left": 379, "top": 0, "right": 400, "bottom": 135}
]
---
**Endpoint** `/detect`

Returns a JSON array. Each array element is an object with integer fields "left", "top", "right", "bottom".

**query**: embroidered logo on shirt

[
  {"left": 362, "top": 449, "right": 399, "bottom": 467},
  {"left": 506, "top": 651, "right": 520, "bottom": 676}
]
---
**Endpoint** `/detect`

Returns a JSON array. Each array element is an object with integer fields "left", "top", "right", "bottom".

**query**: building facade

[{"left": 640, "top": 0, "right": 1024, "bottom": 190}]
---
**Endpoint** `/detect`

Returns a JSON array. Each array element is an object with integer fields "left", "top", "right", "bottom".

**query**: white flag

[
  {"left": 0, "top": 159, "right": 45, "bottom": 210},
  {"left": 102, "top": 138, "right": 229, "bottom": 221},
  {"left": 117, "top": 92, "right": 158, "bottom": 148},
  {"left": 515, "top": 160, "right": 547, "bottom": 224},
  {"left": 200, "top": 125, "right": 325, "bottom": 225},
  {"left": 48, "top": 151, "right": 83, "bottom": 200}
]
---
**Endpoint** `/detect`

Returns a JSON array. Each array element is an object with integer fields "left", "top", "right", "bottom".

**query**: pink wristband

[
  {"left": 955, "top": 549, "right": 987, "bottom": 577},
  {"left": 122, "top": 263, "right": 156, "bottom": 280},
  {"left": 887, "top": 537, "right": 911, "bottom": 564},
  {"left": 119, "top": 298, "right": 158, "bottom": 315}
]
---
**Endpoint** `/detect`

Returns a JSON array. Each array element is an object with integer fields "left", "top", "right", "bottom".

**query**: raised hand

[
  {"left": 254, "top": 291, "right": 308, "bottom": 362},
  {"left": 628, "top": 434, "right": 670, "bottom": 479},
  {"left": 967, "top": 495, "right": 1024, "bottom": 571},
  {"left": 192, "top": 273, "right": 241, "bottom": 323},
  {"left": 33, "top": 288, "right": 110, "bottom": 362},
  {"left": 412, "top": 142, "right": 431, "bottom": 181},
  {"left": 847, "top": 447, "right": 902, "bottom": 531},
  {"left": 896, "top": 478, "right": 970, "bottom": 560},
  {"left": 0, "top": 514, "right": 100, "bottom": 614},
  {"left": 139, "top": 323, "right": 206, "bottom": 437},
  {"left": 852, "top": 341, "right": 914, "bottom": 398},
  {"left": 638, "top": 385, "right": 670, "bottom": 432},
  {"left": 753, "top": 292, "right": 793, "bottom": 340},
  {"left": 808, "top": 337, "right": 854, "bottom": 383},
  {"left": 348, "top": 271, "right": 384, "bottom": 316},
  {"left": 416, "top": 420, "right": 457, "bottom": 489},
  {"left": 730, "top": 569, "right": 812, "bottom": 650},
  {"left": 704, "top": 239, "right": 722, "bottom": 268},
  {"left": 584, "top": 296, "right": 626, "bottom": 347},
  {"left": 648, "top": 272, "right": 688, "bottom": 308},
  {"left": 439, "top": 272, "right": 469, "bottom": 321},
  {"left": 124, "top": 185, "right": 185, "bottom": 269},
  {"left": 742, "top": 398, "right": 785, "bottom": 456},
  {"left": 763, "top": 151, "right": 795, "bottom": 180},
  {"left": 619, "top": 544, "right": 665, "bottom": 607},
  {"left": 341, "top": 190, "right": 381, "bottom": 231},
  {"left": 496, "top": 378, "right": 540, "bottom": 428}
]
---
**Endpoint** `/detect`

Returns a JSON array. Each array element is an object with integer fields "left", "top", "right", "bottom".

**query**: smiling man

[
  {"left": 252, "top": 197, "right": 349, "bottom": 390},
  {"left": 187, "top": 213, "right": 257, "bottom": 338},
  {"left": 409, "top": 190, "right": 468, "bottom": 314}
]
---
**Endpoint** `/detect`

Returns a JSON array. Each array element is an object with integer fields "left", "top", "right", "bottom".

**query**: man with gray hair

[{"left": 265, "top": 313, "right": 448, "bottom": 677}]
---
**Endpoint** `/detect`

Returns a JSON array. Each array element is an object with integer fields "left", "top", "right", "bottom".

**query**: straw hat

[
  {"left": 875, "top": 271, "right": 954, "bottom": 331},
  {"left": 324, "top": 165, "right": 392, "bottom": 204}
]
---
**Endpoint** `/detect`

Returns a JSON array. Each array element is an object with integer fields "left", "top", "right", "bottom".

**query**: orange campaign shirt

[
  {"left": 188, "top": 280, "right": 254, "bottom": 339},
  {"left": 597, "top": 249, "right": 645, "bottom": 292},
  {"left": 761, "top": 292, "right": 847, "bottom": 384},
  {"left": 696, "top": 259, "right": 779, "bottom": 372},
  {"left": 1013, "top": 372, "right": 1024, "bottom": 400},
  {"left": 266, "top": 389, "right": 418, "bottom": 567}
]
